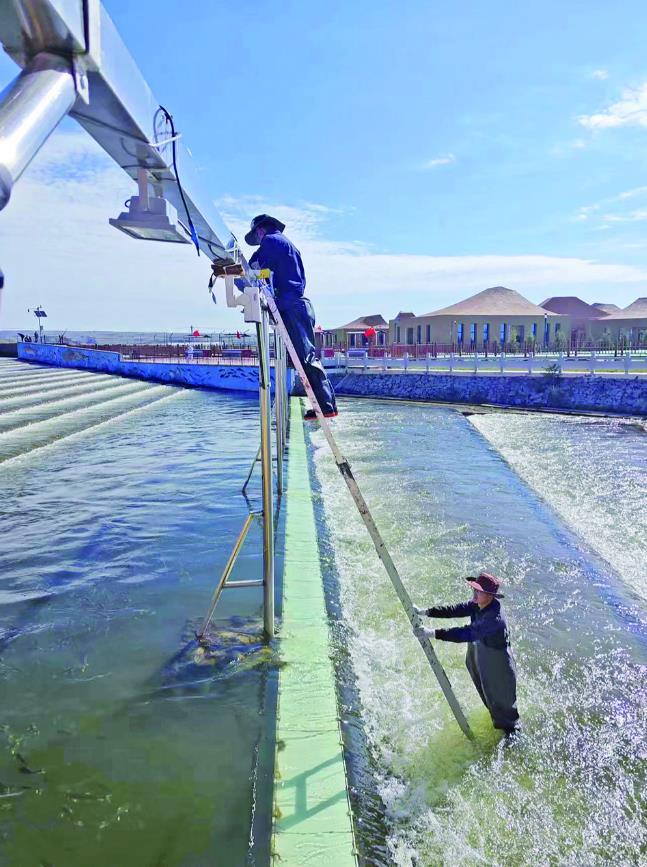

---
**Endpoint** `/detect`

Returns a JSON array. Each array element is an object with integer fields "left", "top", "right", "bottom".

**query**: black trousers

[
  {"left": 278, "top": 297, "right": 337, "bottom": 415},
  {"left": 466, "top": 641, "right": 520, "bottom": 732}
]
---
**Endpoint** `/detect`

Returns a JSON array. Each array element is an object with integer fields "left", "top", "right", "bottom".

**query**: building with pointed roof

[
  {"left": 389, "top": 286, "right": 566, "bottom": 349},
  {"left": 592, "top": 303, "right": 620, "bottom": 315},
  {"left": 539, "top": 296, "right": 647, "bottom": 344},
  {"left": 591, "top": 297, "right": 647, "bottom": 343},
  {"left": 317, "top": 313, "right": 389, "bottom": 350},
  {"left": 540, "top": 296, "right": 605, "bottom": 318}
]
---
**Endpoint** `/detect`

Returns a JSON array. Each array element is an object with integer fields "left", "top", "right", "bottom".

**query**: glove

[
  {"left": 413, "top": 625, "right": 436, "bottom": 640},
  {"left": 412, "top": 605, "right": 428, "bottom": 616}
]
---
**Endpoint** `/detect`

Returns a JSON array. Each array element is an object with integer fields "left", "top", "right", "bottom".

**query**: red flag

[{"left": 193, "top": 330, "right": 200, "bottom": 337}]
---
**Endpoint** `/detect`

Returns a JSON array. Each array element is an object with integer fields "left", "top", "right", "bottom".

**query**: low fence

[
  {"left": 319, "top": 338, "right": 647, "bottom": 358},
  {"left": 326, "top": 350, "right": 647, "bottom": 376},
  {"left": 16, "top": 342, "right": 294, "bottom": 395}
]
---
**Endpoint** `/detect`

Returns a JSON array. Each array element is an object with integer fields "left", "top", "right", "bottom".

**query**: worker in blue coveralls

[
  {"left": 413, "top": 572, "right": 521, "bottom": 735},
  {"left": 232, "top": 214, "right": 338, "bottom": 421}
]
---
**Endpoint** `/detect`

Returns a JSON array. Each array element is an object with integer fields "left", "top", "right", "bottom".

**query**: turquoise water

[
  {"left": 310, "top": 399, "right": 646, "bottom": 866},
  {"left": 0, "top": 361, "right": 276, "bottom": 865}
]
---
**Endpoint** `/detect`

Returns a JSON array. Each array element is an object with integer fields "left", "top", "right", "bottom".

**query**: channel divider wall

[{"left": 272, "top": 398, "right": 357, "bottom": 865}]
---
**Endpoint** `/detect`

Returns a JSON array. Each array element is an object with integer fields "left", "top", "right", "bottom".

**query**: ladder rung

[{"left": 222, "top": 579, "right": 264, "bottom": 589}]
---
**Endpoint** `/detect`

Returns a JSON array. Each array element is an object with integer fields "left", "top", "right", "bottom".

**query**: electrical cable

[{"left": 158, "top": 105, "right": 200, "bottom": 256}]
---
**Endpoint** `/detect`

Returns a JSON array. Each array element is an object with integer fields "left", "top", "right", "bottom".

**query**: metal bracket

[
  {"left": 224, "top": 275, "right": 262, "bottom": 324},
  {"left": 73, "top": 58, "right": 90, "bottom": 105}
]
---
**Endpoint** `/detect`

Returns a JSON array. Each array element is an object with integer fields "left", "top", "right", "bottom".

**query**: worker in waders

[
  {"left": 212, "top": 215, "right": 337, "bottom": 420},
  {"left": 414, "top": 572, "right": 520, "bottom": 735}
]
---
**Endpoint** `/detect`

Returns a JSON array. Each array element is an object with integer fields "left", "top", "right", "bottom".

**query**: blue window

[
  {"left": 417, "top": 325, "right": 422, "bottom": 344},
  {"left": 426, "top": 324, "right": 431, "bottom": 344},
  {"left": 532, "top": 322, "right": 537, "bottom": 339},
  {"left": 457, "top": 322, "right": 464, "bottom": 344},
  {"left": 470, "top": 323, "right": 477, "bottom": 343},
  {"left": 483, "top": 323, "right": 490, "bottom": 342},
  {"left": 555, "top": 322, "right": 561, "bottom": 333},
  {"left": 499, "top": 323, "right": 507, "bottom": 343},
  {"left": 396, "top": 326, "right": 401, "bottom": 343}
]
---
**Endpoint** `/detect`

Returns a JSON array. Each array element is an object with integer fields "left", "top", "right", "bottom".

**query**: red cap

[{"left": 465, "top": 572, "right": 504, "bottom": 598}]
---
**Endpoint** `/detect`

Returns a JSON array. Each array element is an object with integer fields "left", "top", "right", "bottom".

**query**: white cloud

[
  {"left": 617, "top": 185, "right": 647, "bottom": 200},
  {"left": 575, "top": 186, "right": 647, "bottom": 227},
  {"left": 550, "top": 138, "right": 587, "bottom": 157},
  {"left": 574, "top": 204, "right": 600, "bottom": 221},
  {"left": 591, "top": 69, "right": 609, "bottom": 81},
  {"left": 603, "top": 209, "right": 647, "bottom": 223},
  {"left": 578, "top": 81, "right": 647, "bottom": 129},
  {"left": 420, "top": 154, "right": 456, "bottom": 170},
  {"left": 2, "top": 130, "right": 647, "bottom": 332}
]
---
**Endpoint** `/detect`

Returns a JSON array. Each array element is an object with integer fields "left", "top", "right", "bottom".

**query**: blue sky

[{"left": 2, "top": 0, "right": 647, "bottom": 332}]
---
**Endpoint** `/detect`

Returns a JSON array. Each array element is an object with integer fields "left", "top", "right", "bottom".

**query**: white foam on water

[
  {"left": 309, "top": 401, "right": 646, "bottom": 866},
  {"left": 470, "top": 412, "right": 647, "bottom": 601},
  {"left": 0, "top": 384, "right": 179, "bottom": 465},
  {"left": 0, "top": 380, "right": 152, "bottom": 432},
  {"left": 0, "top": 375, "right": 128, "bottom": 412}
]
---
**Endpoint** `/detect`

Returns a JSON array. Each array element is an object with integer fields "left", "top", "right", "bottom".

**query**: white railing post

[
  {"left": 557, "top": 351, "right": 563, "bottom": 374},
  {"left": 589, "top": 353, "right": 596, "bottom": 375},
  {"left": 426, "top": 352, "right": 431, "bottom": 373},
  {"left": 624, "top": 353, "right": 631, "bottom": 375},
  {"left": 449, "top": 352, "right": 454, "bottom": 374},
  {"left": 499, "top": 353, "right": 505, "bottom": 374},
  {"left": 403, "top": 352, "right": 409, "bottom": 372}
]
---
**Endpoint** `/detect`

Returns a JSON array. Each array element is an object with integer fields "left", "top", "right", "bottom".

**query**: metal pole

[
  {"left": 197, "top": 512, "right": 256, "bottom": 639},
  {"left": 275, "top": 334, "right": 285, "bottom": 495},
  {"left": 256, "top": 308, "right": 275, "bottom": 639},
  {"left": 0, "top": 53, "right": 77, "bottom": 210}
]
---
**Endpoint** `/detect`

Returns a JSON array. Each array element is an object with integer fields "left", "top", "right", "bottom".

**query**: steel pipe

[
  {"left": 275, "top": 335, "right": 285, "bottom": 496},
  {"left": 256, "top": 307, "right": 275, "bottom": 639},
  {"left": 0, "top": 52, "right": 77, "bottom": 210}
]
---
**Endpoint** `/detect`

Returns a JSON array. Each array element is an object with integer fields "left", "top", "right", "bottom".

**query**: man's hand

[
  {"left": 413, "top": 625, "right": 436, "bottom": 640},
  {"left": 211, "top": 261, "right": 244, "bottom": 279}
]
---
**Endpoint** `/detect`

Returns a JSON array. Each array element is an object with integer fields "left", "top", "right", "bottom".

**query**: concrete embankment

[
  {"left": 272, "top": 398, "right": 357, "bottom": 866},
  {"left": 17, "top": 341, "right": 292, "bottom": 395},
  {"left": 313, "top": 372, "right": 647, "bottom": 415}
]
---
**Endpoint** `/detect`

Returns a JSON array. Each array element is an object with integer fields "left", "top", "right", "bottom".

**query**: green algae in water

[{"left": 0, "top": 389, "right": 279, "bottom": 865}]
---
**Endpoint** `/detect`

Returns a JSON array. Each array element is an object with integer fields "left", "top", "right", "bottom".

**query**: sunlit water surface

[
  {"left": 0, "top": 361, "right": 276, "bottom": 866},
  {"left": 310, "top": 399, "right": 646, "bottom": 866},
  {"left": 470, "top": 411, "right": 647, "bottom": 600}
]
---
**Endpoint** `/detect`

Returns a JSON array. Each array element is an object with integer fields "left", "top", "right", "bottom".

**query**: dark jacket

[
  {"left": 426, "top": 598, "right": 511, "bottom": 650},
  {"left": 249, "top": 230, "right": 305, "bottom": 311}
]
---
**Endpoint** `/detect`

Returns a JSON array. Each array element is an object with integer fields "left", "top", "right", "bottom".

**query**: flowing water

[
  {"left": 0, "top": 360, "right": 277, "bottom": 865},
  {"left": 470, "top": 411, "right": 647, "bottom": 601},
  {"left": 309, "top": 399, "right": 646, "bottom": 866}
]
